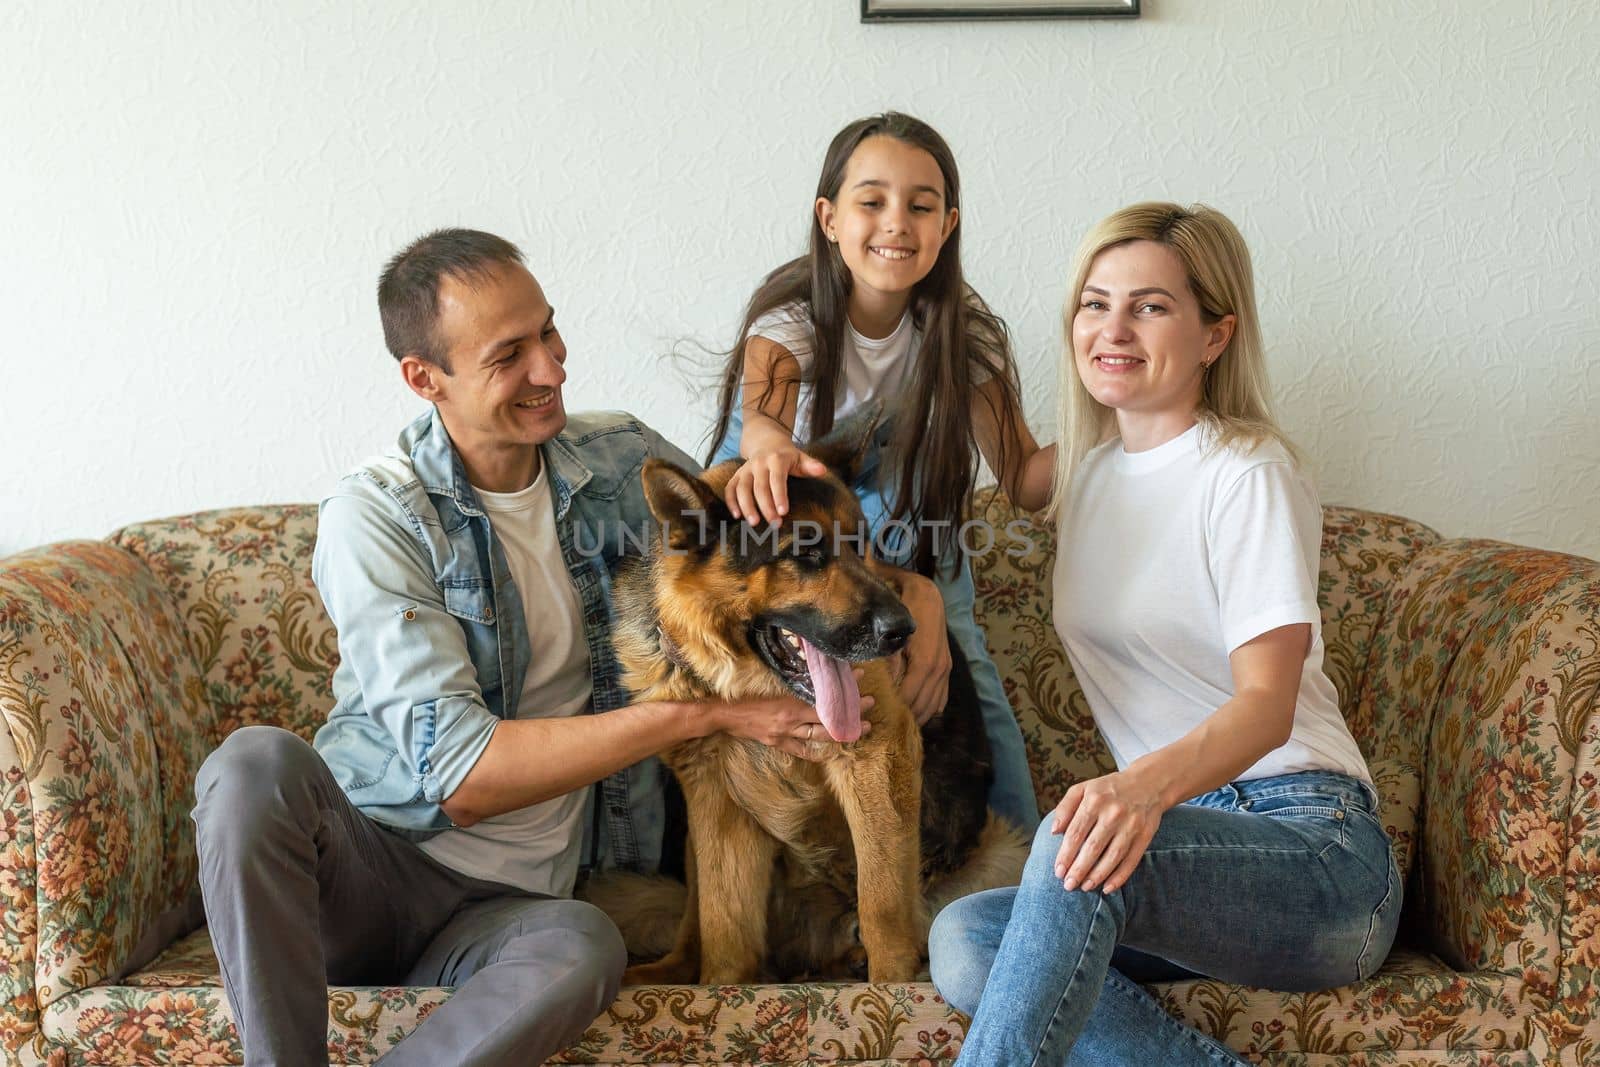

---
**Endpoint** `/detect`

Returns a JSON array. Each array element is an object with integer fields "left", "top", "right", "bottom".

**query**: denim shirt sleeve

[
  {"left": 642, "top": 422, "right": 702, "bottom": 475},
  {"left": 312, "top": 489, "right": 498, "bottom": 804}
]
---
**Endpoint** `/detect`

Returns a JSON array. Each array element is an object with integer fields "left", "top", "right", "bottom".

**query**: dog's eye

[{"left": 793, "top": 548, "right": 827, "bottom": 568}]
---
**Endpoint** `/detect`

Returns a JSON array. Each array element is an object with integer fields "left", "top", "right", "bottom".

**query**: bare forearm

[
  {"left": 1012, "top": 443, "right": 1057, "bottom": 513},
  {"left": 971, "top": 379, "right": 1052, "bottom": 511},
  {"left": 739, "top": 409, "right": 796, "bottom": 457},
  {"left": 443, "top": 699, "right": 716, "bottom": 825},
  {"left": 1123, "top": 689, "right": 1294, "bottom": 810}
]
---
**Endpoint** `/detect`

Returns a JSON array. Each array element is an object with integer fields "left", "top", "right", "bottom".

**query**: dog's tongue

[{"left": 799, "top": 636, "right": 863, "bottom": 742}]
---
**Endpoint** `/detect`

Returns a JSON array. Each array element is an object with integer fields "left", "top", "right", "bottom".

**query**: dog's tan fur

[
  {"left": 584, "top": 812, "right": 1027, "bottom": 980},
  {"left": 597, "top": 456, "right": 1024, "bottom": 984}
]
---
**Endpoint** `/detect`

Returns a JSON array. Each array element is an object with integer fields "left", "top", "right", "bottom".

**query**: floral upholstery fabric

[
  {"left": 44, "top": 926, "right": 963, "bottom": 1065},
  {"left": 1316, "top": 506, "right": 1444, "bottom": 885},
  {"left": 46, "top": 927, "right": 453, "bottom": 1066},
  {"left": 1362, "top": 539, "right": 1600, "bottom": 1065},
  {"left": 0, "top": 541, "right": 214, "bottom": 1066},
  {"left": 28, "top": 926, "right": 1576, "bottom": 1065},
  {"left": 108, "top": 507, "right": 335, "bottom": 748},
  {"left": 3, "top": 492, "right": 1598, "bottom": 1064}
]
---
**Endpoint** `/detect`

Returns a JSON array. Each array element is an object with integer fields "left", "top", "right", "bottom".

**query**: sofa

[{"left": 2, "top": 488, "right": 1598, "bottom": 1065}]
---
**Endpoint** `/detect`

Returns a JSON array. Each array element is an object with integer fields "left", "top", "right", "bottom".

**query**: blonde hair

[{"left": 1045, "top": 202, "right": 1298, "bottom": 519}]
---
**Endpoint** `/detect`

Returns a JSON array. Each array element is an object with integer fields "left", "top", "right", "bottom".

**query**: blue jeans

[
  {"left": 937, "top": 551, "right": 1039, "bottom": 830},
  {"left": 713, "top": 403, "right": 1039, "bottom": 831},
  {"left": 929, "top": 771, "right": 1402, "bottom": 1066}
]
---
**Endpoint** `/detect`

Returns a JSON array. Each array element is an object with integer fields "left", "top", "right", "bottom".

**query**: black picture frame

[{"left": 862, "top": 0, "right": 1138, "bottom": 19}]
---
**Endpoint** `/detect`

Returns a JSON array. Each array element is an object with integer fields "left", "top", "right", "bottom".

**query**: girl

[
  {"left": 928, "top": 203, "right": 1400, "bottom": 1064},
  {"left": 707, "top": 112, "right": 1051, "bottom": 832}
]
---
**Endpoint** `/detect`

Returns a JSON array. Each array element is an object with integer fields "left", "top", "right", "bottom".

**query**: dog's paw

[
  {"left": 623, "top": 955, "right": 698, "bottom": 986},
  {"left": 866, "top": 951, "right": 923, "bottom": 984}
]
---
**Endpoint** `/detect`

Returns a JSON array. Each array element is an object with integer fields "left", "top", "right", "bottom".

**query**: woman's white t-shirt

[
  {"left": 1051, "top": 424, "right": 1370, "bottom": 784},
  {"left": 750, "top": 301, "right": 921, "bottom": 438}
]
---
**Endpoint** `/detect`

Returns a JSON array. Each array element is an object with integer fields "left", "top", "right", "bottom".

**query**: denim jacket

[{"left": 311, "top": 407, "right": 696, "bottom": 873}]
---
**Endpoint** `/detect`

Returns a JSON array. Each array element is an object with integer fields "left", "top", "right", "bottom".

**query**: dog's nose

[{"left": 873, "top": 610, "right": 915, "bottom": 654}]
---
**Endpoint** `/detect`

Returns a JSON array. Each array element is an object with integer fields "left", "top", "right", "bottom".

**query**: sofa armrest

[
  {"left": 0, "top": 721, "right": 45, "bottom": 1064},
  {"left": 1551, "top": 692, "right": 1600, "bottom": 1055},
  {"left": 0, "top": 541, "right": 212, "bottom": 1059},
  {"left": 1383, "top": 541, "right": 1600, "bottom": 995}
]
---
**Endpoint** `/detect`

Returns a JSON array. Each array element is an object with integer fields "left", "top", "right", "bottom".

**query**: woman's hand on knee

[{"left": 1049, "top": 771, "right": 1165, "bottom": 894}]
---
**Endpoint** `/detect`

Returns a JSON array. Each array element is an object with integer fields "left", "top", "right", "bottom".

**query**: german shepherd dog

[{"left": 590, "top": 417, "right": 1026, "bottom": 984}]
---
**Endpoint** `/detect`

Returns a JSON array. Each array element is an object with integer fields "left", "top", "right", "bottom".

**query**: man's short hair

[{"left": 378, "top": 229, "right": 525, "bottom": 372}]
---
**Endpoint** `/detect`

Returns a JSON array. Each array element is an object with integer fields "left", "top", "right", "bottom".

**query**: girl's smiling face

[
  {"left": 1072, "top": 239, "right": 1235, "bottom": 447},
  {"left": 816, "top": 136, "right": 958, "bottom": 314}
]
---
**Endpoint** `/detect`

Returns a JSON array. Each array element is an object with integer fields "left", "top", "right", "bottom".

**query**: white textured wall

[{"left": 4, "top": 1, "right": 1597, "bottom": 559}]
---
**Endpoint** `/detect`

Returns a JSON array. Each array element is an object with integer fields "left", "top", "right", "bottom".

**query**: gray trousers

[{"left": 191, "top": 725, "right": 625, "bottom": 1067}]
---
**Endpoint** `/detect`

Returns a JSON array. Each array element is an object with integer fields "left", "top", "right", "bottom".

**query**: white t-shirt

[
  {"left": 750, "top": 301, "right": 921, "bottom": 438},
  {"left": 1051, "top": 424, "right": 1370, "bottom": 784},
  {"left": 418, "top": 463, "right": 594, "bottom": 897}
]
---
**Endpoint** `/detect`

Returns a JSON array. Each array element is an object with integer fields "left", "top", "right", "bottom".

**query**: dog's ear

[
  {"left": 804, "top": 399, "right": 883, "bottom": 484},
  {"left": 641, "top": 459, "right": 727, "bottom": 552}
]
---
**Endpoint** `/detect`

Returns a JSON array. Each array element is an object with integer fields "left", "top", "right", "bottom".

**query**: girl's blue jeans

[
  {"left": 930, "top": 770, "right": 1402, "bottom": 1066},
  {"left": 712, "top": 406, "right": 1040, "bottom": 830},
  {"left": 937, "top": 549, "right": 1039, "bottom": 830}
]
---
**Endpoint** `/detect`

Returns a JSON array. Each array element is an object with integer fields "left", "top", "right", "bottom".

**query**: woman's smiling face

[{"left": 1071, "top": 239, "right": 1234, "bottom": 439}]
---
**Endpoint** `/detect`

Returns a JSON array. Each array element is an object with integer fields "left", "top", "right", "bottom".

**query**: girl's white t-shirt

[
  {"left": 418, "top": 463, "right": 594, "bottom": 897},
  {"left": 1051, "top": 424, "right": 1370, "bottom": 784},
  {"left": 750, "top": 301, "right": 920, "bottom": 438}
]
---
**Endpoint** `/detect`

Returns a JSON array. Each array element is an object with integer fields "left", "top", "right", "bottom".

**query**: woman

[{"left": 928, "top": 203, "right": 1400, "bottom": 1065}]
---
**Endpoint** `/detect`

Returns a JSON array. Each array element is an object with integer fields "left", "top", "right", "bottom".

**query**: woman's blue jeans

[
  {"left": 712, "top": 405, "right": 1039, "bottom": 830},
  {"left": 930, "top": 771, "right": 1402, "bottom": 1066}
]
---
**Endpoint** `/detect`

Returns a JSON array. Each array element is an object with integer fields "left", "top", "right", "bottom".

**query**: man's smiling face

[{"left": 422, "top": 262, "right": 569, "bottom": 488}]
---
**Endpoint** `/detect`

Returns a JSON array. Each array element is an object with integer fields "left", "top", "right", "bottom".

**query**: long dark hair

[{"left": 707, "top": 112, "right": 1022, "bottom": 576}]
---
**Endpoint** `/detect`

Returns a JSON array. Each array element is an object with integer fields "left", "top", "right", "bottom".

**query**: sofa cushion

[
  {"left": 1157, "top": 948, "right": 1535, "bottom": 1061},
  {"left": 110, "top": 506, "right": 337, "bottom": 747},
  {"left": 1316, "top": 506, "right": 1443, "bottom": 888},
  {"left": 1315, "top": 507, "right": 1443, "bottom": 722},
  {"left": 44, "top": 927, "right": 965, "bottom": 1065},
  {"left": 44, "top": 925, "right": 1544, "bottom": 1065},
  {"left": 45, "top": 928, "right": 451, "bottom": 1065}
]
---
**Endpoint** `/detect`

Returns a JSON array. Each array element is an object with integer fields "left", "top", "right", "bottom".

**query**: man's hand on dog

[
  {"left": 888, "top": 572, "right": 951, "bottom": 725},
  {"left": 709, "top": 689, "right": 874, "bottom": 761},
  {"left": 726, "top": 444, "right": 829, "bottom": 525}
]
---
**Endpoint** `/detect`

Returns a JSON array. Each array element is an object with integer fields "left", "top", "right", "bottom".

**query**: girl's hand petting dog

[
  {"left": 888, "top": 572, "right": 950, "bottom": 725},
  {"left": 711, "top": 691, "right": 874, "bottom": 762},
  {"left": 726, "top": 444, "right": 830, "bottom": 525},
  {"left": 1050, "top": 769, "right": 1166, "bottom": 894}
]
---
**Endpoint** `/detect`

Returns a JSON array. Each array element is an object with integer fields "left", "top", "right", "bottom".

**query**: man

[{"left": 190, "top": 230, "right": 831, "bottom": 1066}]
